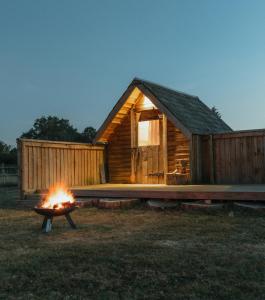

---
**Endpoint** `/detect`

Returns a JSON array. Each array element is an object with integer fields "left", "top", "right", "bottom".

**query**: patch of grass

[
  {"left": 0, "top": 186, "right": 19, "bottom": 208},
  {"left": 0, "top": 188, "right": 265, "bottom": 299}
]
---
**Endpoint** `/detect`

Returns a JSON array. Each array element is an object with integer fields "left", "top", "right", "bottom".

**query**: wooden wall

[
  {"left": 107, "top": 115, "right": 132, "bottom": 183},
  {"left": 194, "top": 130, "right": 265, "bottom": 184},
  {"left": 17, "top": 139, "right": 105, "bottom": 197},
  {"left": 167, "top": 120, "right": 190, "bottom": 175},
  {"left": 107, "top": 114, "right": 191, "bottom": 184}
]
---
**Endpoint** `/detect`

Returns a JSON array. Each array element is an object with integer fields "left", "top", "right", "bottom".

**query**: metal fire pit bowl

[{"left": 34, "top": 203, "right": 78, "bottom": 233}]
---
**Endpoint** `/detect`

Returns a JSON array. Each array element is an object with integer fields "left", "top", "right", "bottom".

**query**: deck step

[
  {"left": 97, "top": 198, "right": 140, "bottom": 209},
  {"left": 147, "top": 200, "right": 179, "bottom": 209},
  {"left": 234, "top": 202, "right": 265, "bottom": 210},
  {"left": 181, "top": 201, "right": 224, "bottom": 210}
]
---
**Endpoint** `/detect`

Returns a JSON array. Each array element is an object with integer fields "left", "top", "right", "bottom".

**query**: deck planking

[{"left": 71, "top": 184, "right": 265, "bottom": 201}]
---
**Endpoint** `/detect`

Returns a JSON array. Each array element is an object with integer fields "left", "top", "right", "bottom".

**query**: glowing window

[
  {"left": 142, "top": 96, "right": 157, "bottom": 109},
  {"left": 138, "top": 120, "right": 160, "bottom": 146}
]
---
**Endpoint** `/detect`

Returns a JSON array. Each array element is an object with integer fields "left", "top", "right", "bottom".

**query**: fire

[{"left": 40, "top": 184, "right": 75, "bottom": 210}]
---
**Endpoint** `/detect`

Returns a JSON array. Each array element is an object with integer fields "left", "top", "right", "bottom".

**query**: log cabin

[{"left": 94, "top": 78, "right": 232, "bottom": 185}]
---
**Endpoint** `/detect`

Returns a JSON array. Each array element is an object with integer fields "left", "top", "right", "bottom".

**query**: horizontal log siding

[
  {"left": 167, "top": 120, "right": 190, "bottom": 175},
  {"left": 107, "top": 115, "right": 132, "bottom": 183},
  {"left": 18, "top": 139, "right": 105, "bottom": 196},
  {"left": 213, "top": 130, "right": 265, "bottom": 184}
]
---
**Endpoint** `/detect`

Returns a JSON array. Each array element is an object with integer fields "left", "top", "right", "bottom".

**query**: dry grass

[{"left": 0, "top": 188, "right": 265, "bottom": 299}]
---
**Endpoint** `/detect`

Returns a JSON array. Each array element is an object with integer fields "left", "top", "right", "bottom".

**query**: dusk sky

[{"left": 1, "top": 0, "right": 265, "bottom": 146}]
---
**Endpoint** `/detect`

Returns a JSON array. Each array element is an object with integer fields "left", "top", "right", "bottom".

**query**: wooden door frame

[
  {"left": 130, "top": 108, "right": 140, "bottom": 183},
  {"left": 130, "top": 109, "right": 168, "bottom": 184}
]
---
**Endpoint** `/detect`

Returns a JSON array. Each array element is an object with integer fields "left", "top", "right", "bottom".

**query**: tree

[
  {"left": 21, "top": 116, "right": 80, "bottom": 142},
  {"left": 0, "top": 141, "right": 11, "bottom": 153},
  {"left": 211, "top": 106, "right": 222, "bottom": 119},
  {"left": 0, "top": 141, "right": 17, "bottom": 164},
  {"left": 79, "top": 127, "right": 96, "bottom": 143},
  {"left": 21, "top": 116, "right": 96, "bottom": 143}
]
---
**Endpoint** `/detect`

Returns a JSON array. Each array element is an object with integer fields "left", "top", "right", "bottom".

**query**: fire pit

[{"left": 34, "top": 184, "right": 78, "bottom": 233}]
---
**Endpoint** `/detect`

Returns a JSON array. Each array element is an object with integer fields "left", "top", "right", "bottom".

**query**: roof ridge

[{"left": 133, "top": 77, "right": 199, "bottom": 99}]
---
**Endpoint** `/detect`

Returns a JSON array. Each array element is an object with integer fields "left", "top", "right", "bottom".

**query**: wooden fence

[
  {"left": 198, "top": 129, "right": 265, "bottom": 184},
  {"left": 0, "top": 164, "right": 18, "bottom": 186},
  {"left": 17, "top": 139, "right": 105, "bottom": 197},
  {"left": 17, "top": 129, "right": 265, "bottom": 194}
]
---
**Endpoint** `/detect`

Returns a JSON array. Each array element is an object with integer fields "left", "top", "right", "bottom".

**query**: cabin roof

[
  {"left": 95, "top": 78, "right": 232, "bottom": 142},
  {"left": 135, "top": 78, "right": 232, "bottom": 135}
]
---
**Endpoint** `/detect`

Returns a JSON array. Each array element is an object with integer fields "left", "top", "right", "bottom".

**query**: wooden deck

[{"left": 71, "top": 184, "right": 265, "bottom": 201}]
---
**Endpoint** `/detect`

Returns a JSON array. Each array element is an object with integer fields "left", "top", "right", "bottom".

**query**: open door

[
  {"left": 131, "top": 105, "right": 166, "bottom": 184},
  {"left": 136, "top": 119, "right": 163, "bottom": 183}
]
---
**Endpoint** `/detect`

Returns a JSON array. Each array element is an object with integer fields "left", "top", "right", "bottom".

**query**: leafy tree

[
  {"left": 0, "top": 141, "right": 17, "bottom": 164},
  {"left": 0, "top": 141, "right": 11, "bottom": 153},
  {"left": 21, "top": 116, "right": 96, "bottom": 143},
  {"left": 21, "top": 116, "right": 80, "bottom": 142},
  {"left": 79, "top": 127, "right": 97, "bottom": 143},
  {"left": 211, "top": 106, "right": 222, "bottom": 119}
]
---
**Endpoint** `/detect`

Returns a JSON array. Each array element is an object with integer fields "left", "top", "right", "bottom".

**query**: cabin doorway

[
  {"left": 131, "top": 114, "right": 165, "bottom": 184},
  {"left": 135, "top": 145, "right": 164, "bottom": 183}
]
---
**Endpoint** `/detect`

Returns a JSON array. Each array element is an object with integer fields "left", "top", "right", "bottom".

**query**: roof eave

[{"left": 93, "top": 83, "right": 136, "bottom": 143}]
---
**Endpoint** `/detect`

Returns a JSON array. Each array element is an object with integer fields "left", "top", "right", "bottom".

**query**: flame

[{"left": 41, "top": 183, "right": 75, "bottom": 210}]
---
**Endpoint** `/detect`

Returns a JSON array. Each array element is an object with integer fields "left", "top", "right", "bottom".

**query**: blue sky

[{"left": 1, "top": 0, "right": 265, "bottom": 146}]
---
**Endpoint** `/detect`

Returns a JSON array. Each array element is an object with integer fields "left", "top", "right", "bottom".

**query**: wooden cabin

[
  {"left": 18, "top": 78, "right": 265, "bottom": 199},
  {"left": 94, "top": 78, "right": 232, "bottom": 185}
]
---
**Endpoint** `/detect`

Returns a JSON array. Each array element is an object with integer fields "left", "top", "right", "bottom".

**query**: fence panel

[
  {"left": 213, "top": 130, "right": 265, "bottom": 184},
  {"left": 0, "top": 164, "right": 18, "bottom": 186},
  {"left": 17, "top": 139, "right": 105, "bottom": 196}
]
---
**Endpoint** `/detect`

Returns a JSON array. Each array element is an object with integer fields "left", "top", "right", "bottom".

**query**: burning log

[{"left": 34, "top": 184, "right": 77, "bottom": 233}]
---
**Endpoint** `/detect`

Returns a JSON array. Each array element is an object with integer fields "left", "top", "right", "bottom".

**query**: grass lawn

[{"left": 0, "top": 187, "right": 265, "bottom": 299}]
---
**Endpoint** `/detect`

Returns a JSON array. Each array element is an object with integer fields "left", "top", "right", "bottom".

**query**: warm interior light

[
  {"left": 143, "top": 96, "right": 156, "bottom": 109},
  {"left": 138, "top": 120, "right": 160, "bottom": 146}
]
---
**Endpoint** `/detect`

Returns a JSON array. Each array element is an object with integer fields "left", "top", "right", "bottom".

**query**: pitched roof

[
  {"left": 95, "top": 78, "right": 232, "bottom": 142},
  {"left": 134, "top": 78, "right": 232, "bottom": 135}
]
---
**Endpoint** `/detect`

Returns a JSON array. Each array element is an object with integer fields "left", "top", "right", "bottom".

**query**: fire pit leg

[
  {"left": 65, "top": 213, "right": 76, "bottom": 229},
  {"left": 42, "top": 216, "right": 48, "bottom": 230},
  {"left": 42, "top": 217, "right": 53, "bottom": 233}
]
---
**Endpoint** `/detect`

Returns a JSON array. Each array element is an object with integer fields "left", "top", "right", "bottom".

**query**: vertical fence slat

[
  {"left": 77, "top": 150, "right": 80, "bottom": 185},
  {"left": 28, "top": 146, "right": 33, "bottom": 190},
  {"left": 64, "top": 148, "right": 67, "bottom": 184},
  {"left": 23, "top": 143, "right": 29, "bottom": 194},
  {"left": 81, "top": 150, "right": 84, "bottom": 185},
  {"left": 40, "top": 147, "right": 44, "bottom": 189},
  {"left": 84, "top": 149, "right": 87, "bottom": 185},
  {"left": 88, "top": 150, "right": 91, "bottom": 184},
  {"left": 37, "top": 146, "right": 41, "bottom": 190},
  {"left": 92, "top": 149, "right": 95, "bottom": 184},
  {"left": 74, "top": 150, "right": 77, "bottom": 186},
  {"left": 71, "top": 149, "right": 75, "bottom": 187}
]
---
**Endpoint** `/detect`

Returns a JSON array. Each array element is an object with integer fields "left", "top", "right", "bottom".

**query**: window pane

[
  {"left": 138, "top": 120, "right": 160, "bottom": 146},
  {"left": 142, "top": 96, "right": 157, "bottom": 109}
]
